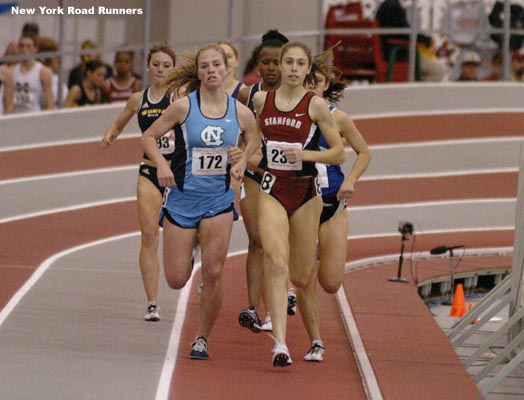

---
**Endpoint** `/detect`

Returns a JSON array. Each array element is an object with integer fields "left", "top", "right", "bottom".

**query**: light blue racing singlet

[{"left": 171, "top": 90, "right": 241, "bottom": 196}]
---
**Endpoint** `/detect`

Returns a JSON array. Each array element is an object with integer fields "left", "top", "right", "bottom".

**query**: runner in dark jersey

[
  {"left": 236, "top": 30, "right": 293, "bottom": 335},
  {"left": 298, "top": 51, "right": 371, "bottom": 362},
  {"left": 100, "top": 42, "right": 176, "bottom": 322}
]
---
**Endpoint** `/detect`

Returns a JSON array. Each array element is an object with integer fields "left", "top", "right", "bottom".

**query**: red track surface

[{"left": 1, "top": 111, "right": 519, "bottom": 399}]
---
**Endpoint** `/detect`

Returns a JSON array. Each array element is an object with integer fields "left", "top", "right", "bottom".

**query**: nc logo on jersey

[{"left": 201, "top": 126, "right": 224, "bottom": 146}]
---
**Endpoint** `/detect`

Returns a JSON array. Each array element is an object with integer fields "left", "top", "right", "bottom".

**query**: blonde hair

[
  {"left": 218, "top": 41, "right": 239, "bottom": 59},
  {"left": 163, "top": 44, "right": 228, "bottom": 95}
]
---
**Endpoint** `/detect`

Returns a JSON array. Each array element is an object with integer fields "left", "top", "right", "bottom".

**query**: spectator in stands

[
  {"left": 64, "top": 59, "right": 108, "bottom": 107},
  {"left": 456, "top": 51, "right": 481, "bottom": 81},
  {"left": 376, "top": 0, "right": 446, "bottom": 82},
  {"left": 106, "top": 49, "right": 141, "bottom": 102},
  {"left": 1, "top": 41, "right": 20, "bottom": 67},
  {"left": 68, "top": 39, "right": 112, "bottom": 89},
  {"left": 417, "top": 34, "right": 447, "bottom": 82},
  {"left": 3, "top": 34, "right": 53, "bottom": 114},
  {"left": 0, "top": 42, "right": 20, "bottom": 114},
  {"left": 242, "top": 45, "right": 261, "bottom": 85},
  {"left": 375, "top": 0, "right": 410, "bottom": 62},
  {"left": 482, "top": 52, "right": 503, "bottom": 81},
  {"left": 0, "top": 63, "right": 8, "bottom": 114},
  {"left": 489, "top": 1, "right": 524, "bottom": 52},
  {"left": 510, "top": 48, "right": 524, "bottom": 82},
  {"left": 37, "top": 37, "right": 68, "bottom": 107},
  {"left": 21, "top": 22, "right": 39, "bottom": 41}
]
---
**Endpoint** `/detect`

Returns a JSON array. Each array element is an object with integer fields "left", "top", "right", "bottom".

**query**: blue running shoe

[{"left": 190, "top": 337, "right": 209, "bottom": 360}]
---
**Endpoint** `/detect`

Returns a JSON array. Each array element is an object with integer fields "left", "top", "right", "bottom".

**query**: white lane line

[
  {"left": 368, "top": 136, "right": 524, "bottom": 150},
  {"left": 360, "top": 167, "right": 518, "bottom": 181},
  {"left": 0, "top": 134, "right": 141, "bottom": 153},
  {"left": 0, "top": 197, "right": 135, "bottom": 224},
  {"left": 350, "top": 198, "right": 515, "bottom": 212},
  {"left": 351, "top": 107, "right": 524, "bottom": 120},
  {"left": 336, "top": 243, "right": 514, "bottom": 400},
  {"left": 154, "top": 263, "right": 199, "bottom": 400},
  {"left": 337, "top": 285, "right": 384, "bottom": 400},
  {"left": 0, "top": 165, "right": 136, "bottom": 186},
  {"left": 0, "top": 232, "right": 139, "bottom": 328}
]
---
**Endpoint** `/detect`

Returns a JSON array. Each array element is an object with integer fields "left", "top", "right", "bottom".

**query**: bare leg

[
  {"left": 195, "top": 211, "right": 234, "bottom": 339},
  {"left": 136, "top": 176, "right": 163, "bottom": 304},
  {"left": 318, "top": 209, "right": 348, "bottom": 293},
  {"left": 240, "top": 177, "right": 265, "bottom": 309},
  {"left": 258, "top": 192, "right": 289, "bottom": 345}
]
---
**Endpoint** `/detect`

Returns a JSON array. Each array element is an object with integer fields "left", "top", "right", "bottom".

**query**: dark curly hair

[
  {"left": 309, "top": 44, "right": 349, "bottom": 104},
  {"left": 256, "top": 29, "right": 289, "bottom": 61}
]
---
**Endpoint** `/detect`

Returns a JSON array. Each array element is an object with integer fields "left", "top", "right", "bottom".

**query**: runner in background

[
  {"left": 236, "top": 30, "right": 294, "bottom": 335},
  {"left": 100, "top": 42, "right": 176, "bottom": 322},
  {"left": 299, "top": 50, "right": 371, "bottom": 362}
]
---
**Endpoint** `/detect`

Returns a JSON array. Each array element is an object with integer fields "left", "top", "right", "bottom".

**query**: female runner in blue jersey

[{"left": 142, "top": 44, "right": 260, "bottom": 360}]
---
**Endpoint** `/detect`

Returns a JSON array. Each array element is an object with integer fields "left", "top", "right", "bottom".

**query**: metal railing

[{"left": 1, "top": 0, "right": 522, "bottom": 108}]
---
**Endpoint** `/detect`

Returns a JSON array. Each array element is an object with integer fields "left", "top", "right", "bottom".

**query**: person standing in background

[
  {"left": 37, "top": 37, "right": 68, "bottom": 108},
  {"left": 456, "top": 51, "right": 481, "bottom": 81},
  {"left": 64, "top": 59, "right": 109, "bottom": 107},
  {"left": 3, "top": 34, "right": 53, "bottom": 114},
  {"left": 510, "top": 48, "right": 524, "bottom": 82},
  {"left": 0, "top": 42, "right": 20, "bottom": 115},
  {"left": 107, "top": 49, "right": 142, "bottom": 103},
  {"left": 68, "top": 39, "right": 112, "bottom": 89}
]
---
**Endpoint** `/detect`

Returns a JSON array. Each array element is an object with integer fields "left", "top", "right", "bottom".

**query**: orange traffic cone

[
  {"left": 449, "top": 283, "right": 466, "bottom": 317},
  {"left": 468, "top": 303, "right": 479, "bottom": 324}
]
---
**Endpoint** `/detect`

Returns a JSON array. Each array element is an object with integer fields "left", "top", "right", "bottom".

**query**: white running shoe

[
  {"left": 304, "top": 341, "right": 325, "bottom": 362},
  {"left": 144, "top": 302, "right": 160, "bottom": 321},
  {"left": 261, "top": 313, "right": 273, "bottom": 332},
  {"left": 269, "top": 334, "right": 292, "bottom": 367}
]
